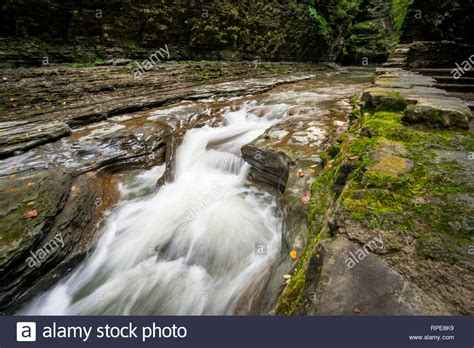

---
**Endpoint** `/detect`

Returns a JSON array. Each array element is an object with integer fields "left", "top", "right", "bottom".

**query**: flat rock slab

[
  {"left": 0, "top": 120, "right": 71, "bottom": 158},
  {"left": 364, "top": 68, "right": 472, "bottom": 128},
  {"left": 242, "top": 115, "right": 340, "bottom": 191},
  {"left": 0, "top": 62, "right": 321, "bottom": 158},
  {"left": 374, "top": 70, "right": 436, "bottom": 88},
  {"left": 305, "top": 236, "right": 449, "bottom": 315},
  {"left": 0, "top": 75, "right": 314, "bottom": 158},
  {"left": 404, "top": 97, "right": 472, "bottom": 128}
]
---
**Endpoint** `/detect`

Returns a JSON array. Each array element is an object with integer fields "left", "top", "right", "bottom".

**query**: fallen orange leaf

[{"left": 300, "top": 191, "right": 310, "bottom": 205}]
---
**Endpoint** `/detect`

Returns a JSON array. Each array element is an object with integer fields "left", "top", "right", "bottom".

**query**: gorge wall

[
  {"left": 1, "top": 0, "right": 470, "bottom": 68},
  {"left": 400, "top": 0, "right": 474, "bottom": 44},
  {"left": 0, "top": 0, "right": 361, "bottom": 67}
]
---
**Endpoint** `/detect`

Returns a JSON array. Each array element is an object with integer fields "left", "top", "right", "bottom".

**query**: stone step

[
  {"left": 390, "top": 53, "right": 408, "bottom": 59},
  {"left": 447, "top": 92, "right": 474, "bottom": 112},
  {"left": 432, "top": 76, "right": 474, "bottom": 84},
  {"left": 383, "top": 61, "right": 406, "bottom": 68},
  {"left": 365, "top": 68, "right": 472, "bottom": 129},
  {"left": 413, "top": 68, "right": 474, "bottom": 77},
  {"left": 436, "top": 83, "right": 474, "bottom": 92},
  {"left": 394, "top": 48, "right": 410, "bottom": 54},
  {"left": 387, "top": 57, "right": 407, "bottom": 62}
]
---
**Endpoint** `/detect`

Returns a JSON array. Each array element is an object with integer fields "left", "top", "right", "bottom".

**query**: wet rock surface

[
  {"left": 0, "top": 171, "right": 119, "bottom": 313},
  {"left": 275, "top": 74, "right": 474, "bottom": 315},
  {"left": 238, "top": 70, "right": 374, "bottom": 314},
  {"left": 0, "top": 62, "right": 330, "bottom": 313},
  {"left": 0, "top": 62, "right": 317, "bottom": 157},
  {"left": 304, "top": 235, "right": 447, "bottom": 315},
  {"left": 0, "top": 168, "right": 71, "bottom": 312},
  {"left": 0, "top": 169, "right": 71, "bottom": 272},
  {"left": 0, "top": 120, "right": 71, "bottom": 158}
]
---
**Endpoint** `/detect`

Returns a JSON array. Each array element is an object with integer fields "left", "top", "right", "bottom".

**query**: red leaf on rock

[{"left": 23, "top": 209, "right": 38, "bottom": 218}]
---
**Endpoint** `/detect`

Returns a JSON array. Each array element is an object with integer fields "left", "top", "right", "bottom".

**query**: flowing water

[
  {"left": 20, "top": 69, "right": 373, "bottom": 315},
  {"left": 22, "top": 104, "right": 286, "bottom": 315}
]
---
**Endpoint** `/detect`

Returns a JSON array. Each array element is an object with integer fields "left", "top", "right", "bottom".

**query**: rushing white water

[
  {"left": 22, "top": 102, "right": 285, "bottom": 315},
  {"left": 20, "top": 70, "right": 373, "bottom": 315}
]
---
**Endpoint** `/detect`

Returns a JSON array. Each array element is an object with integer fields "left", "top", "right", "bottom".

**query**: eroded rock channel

[{"left": 0, "top": 64, "right": 374, "bottom": 314}]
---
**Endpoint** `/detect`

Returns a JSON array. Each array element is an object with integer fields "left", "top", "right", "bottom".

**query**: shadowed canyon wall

[{"left": 0, "top": 0, "right": 361, "bottom": 66}]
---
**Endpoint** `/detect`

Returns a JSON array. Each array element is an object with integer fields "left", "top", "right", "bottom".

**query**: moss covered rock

[{"left": 274, "top": 75, "right": 474, "bottom": 315}]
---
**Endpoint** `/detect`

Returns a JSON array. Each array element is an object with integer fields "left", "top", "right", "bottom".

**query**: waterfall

[{"left": 21, "top": 102, "right": 286, "bottom": 315}]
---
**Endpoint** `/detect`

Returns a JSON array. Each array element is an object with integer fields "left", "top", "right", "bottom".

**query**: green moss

[
  {"left": 361, "top": 112, "right": 446, "bottom": 145},
  {"left": 193, "top": 68, "right": 222, "bottom": 81},
  {"left": 416, "top": 233, "right": 466, "bottom": 264},
  {"left": 274, "top": 268, "right": 307, "bottom": 315},
  {"left": 311, "top": 94, "right": 473, "bottom": 263},
  {"left": 261, "top": 64, "right": 291, "bottom": 74},
  {"left": 425, "top": 109, "right": 445, "bottom": 127},
  {"left": 319, "top": 150, "right": 331, "bottom": 165},
  {"left": 307, "top": 166, "right": 337, "bottom": 230},
  {"left": 376, "top": 93, "right": 408, "bottom": 112},
  {"left": 349, "top": 94, "right": 361, "bottom": 117},
  {"left": 342, "top": 186, "right": 405, "bottom": 218}
]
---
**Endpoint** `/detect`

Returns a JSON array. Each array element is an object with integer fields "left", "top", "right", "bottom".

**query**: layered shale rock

[
  {"left": 0, "top": 61, "right": 329, "bottom": 313},
  {"left": 0, "top": 62, "right": 317, "bottom": 158},
  {"left": 0, "top": 0, "right": 361, "bottom": 66},
  {"left": 0, "top": 170, "right": 120, "bottom": 313},
  {"left": 0, "top": 115, "right": 172, "bottom": 312},
  {"left": 274, "top": 75, "right": 474, "bottom": 315}
]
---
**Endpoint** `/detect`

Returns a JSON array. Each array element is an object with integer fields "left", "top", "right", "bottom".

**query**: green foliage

[
  {"left": 391, "top": 0, "right": 414, "bottom": 30},
  {"left": 308, "top": 2, "right": 330, "bottom": 38}
]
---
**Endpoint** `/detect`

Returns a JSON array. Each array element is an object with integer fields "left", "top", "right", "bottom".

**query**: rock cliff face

[
  {"left": 400, "top": 0, "right": 474, "bottom": 44},
  {"left": 339, "top": 0, "right": 393, "bottom": 64},
  {"left": 1, "top": 0, "right": 472, "bottom": 67},
  {"left": 0, "top": 0, "right": 360, "bottom": 67},
  {"left": 338, "top": 0, "right": 414, "bottom": 65}
]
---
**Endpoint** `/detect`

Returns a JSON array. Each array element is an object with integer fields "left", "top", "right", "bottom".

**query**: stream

[{"left": 19, "top": 68, "right": 373, "bottom": 315}]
